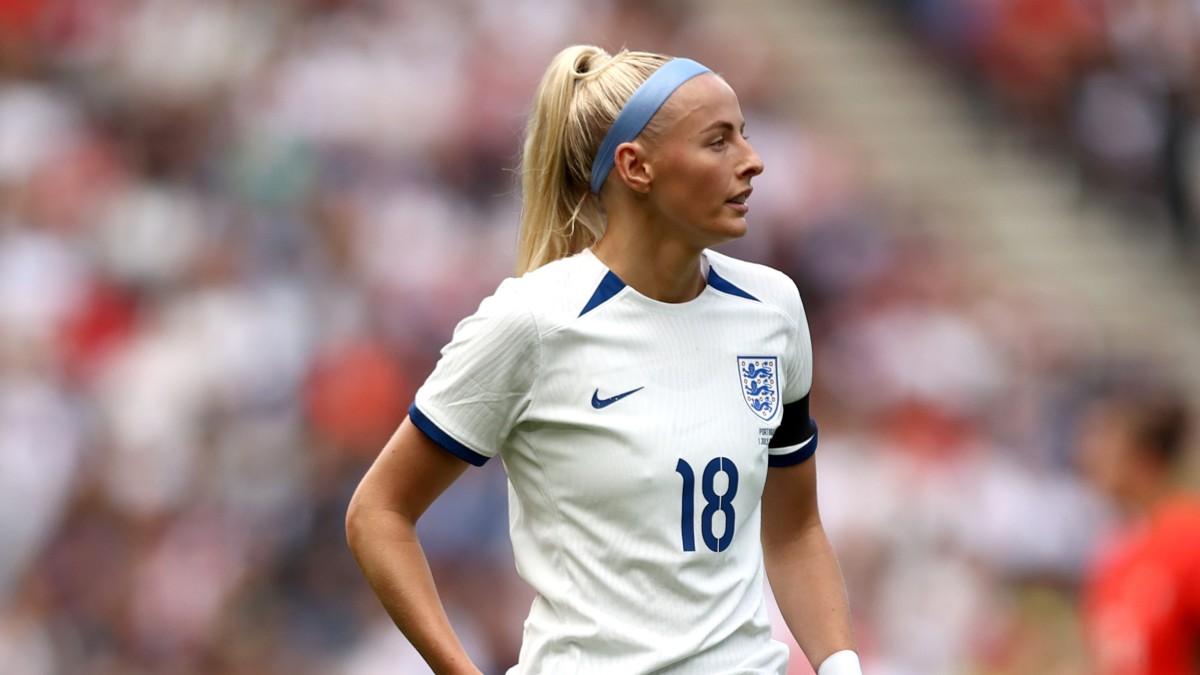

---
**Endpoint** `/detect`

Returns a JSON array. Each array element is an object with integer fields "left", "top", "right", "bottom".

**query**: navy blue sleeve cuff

[
  {"left": 408, "top": 404, "right": 491, "bottom": 467},
  {"left": 767, "top": 424, "right": 817, "bottom": 467}
]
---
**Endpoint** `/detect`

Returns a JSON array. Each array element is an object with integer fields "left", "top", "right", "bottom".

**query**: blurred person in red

[{"left": 1077, "top": 377, "right": 1200, "bottom": 675}]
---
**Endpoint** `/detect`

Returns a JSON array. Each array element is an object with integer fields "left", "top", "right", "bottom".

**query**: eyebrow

[{"left": 699, "top": 120, "right": 746, "bottom": 134}]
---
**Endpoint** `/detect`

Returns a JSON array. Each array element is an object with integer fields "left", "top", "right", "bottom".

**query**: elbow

[
  {"left": 761, "top": 516, "right": 828, "bottom": 560},
  {"left": 760, "top": 535, "right": 789, "bottom": 572},
  {"left": 344, "top": 490, "right": 368, "bottom": 556}
]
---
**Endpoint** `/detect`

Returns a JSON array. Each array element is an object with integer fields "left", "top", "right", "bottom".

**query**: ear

[{"left": 612, "top": 141, "right": 653, "bottom": 194}]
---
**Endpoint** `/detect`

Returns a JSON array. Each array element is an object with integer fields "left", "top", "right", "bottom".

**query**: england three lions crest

[{"left": 738, "top": 356, "right": 779, "bottom": 421}]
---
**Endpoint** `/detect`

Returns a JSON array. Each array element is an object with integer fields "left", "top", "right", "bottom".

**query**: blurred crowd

[
  {"left": 878, "top": 0, "right": 1200, "bottom": 251},
  {"left": 0, "top": 1, "right": 1190, "bottom": 674}
]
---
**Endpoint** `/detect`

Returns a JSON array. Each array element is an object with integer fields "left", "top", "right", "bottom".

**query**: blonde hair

[{"left": 515, "top": 46, "right": 672, "bottom": 275}]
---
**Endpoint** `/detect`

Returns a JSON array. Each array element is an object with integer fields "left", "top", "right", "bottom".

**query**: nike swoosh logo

[{"left": 591, "top": 386, "right": 644, "bottom": 409}]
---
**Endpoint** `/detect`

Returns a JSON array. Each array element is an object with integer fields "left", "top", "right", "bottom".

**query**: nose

[{"left": 740, "top": 139, "right": 764, "bottom": 178}]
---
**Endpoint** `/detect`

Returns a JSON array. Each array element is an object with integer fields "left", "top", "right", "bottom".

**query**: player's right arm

[{"left": 345, "top": 415, "right": 482, "bottom": 675}]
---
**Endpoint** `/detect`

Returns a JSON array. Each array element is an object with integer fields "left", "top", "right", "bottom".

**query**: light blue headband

[{"left": 589, "top": 58, "right": 712, "bottom": 194}]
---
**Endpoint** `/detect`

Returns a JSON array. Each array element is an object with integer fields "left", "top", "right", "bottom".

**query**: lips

[
  {"left": 727, "top": 188, "right": 752, "bottom": 205},
  {"left": 726, "top": 187, "right": 752, "bottom": 211}
]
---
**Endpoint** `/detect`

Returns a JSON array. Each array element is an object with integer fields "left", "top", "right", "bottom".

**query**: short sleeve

[
  {"left": 780, "top": 279, "right": 813, "bottom": 405},
  {"left": 768, "top": 278, "right": 817, "bottom": 467},
  {"left": 411, "top": 281, "right": 539, "bottom": 466}
]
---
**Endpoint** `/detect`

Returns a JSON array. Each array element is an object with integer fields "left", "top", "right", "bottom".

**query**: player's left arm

[{"left": 761, "top": 455, "right": 858, "bottom": 673}]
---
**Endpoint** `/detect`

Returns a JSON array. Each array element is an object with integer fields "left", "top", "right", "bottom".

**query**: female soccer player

[{"left": 346, "top": 45, "right": 861, "bottom": 675}]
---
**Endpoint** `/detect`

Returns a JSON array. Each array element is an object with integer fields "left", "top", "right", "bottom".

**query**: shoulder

[
  {"left": 705, "top": 249, "right": 805, "bottom": 325},
  {"left": 492, "top": 250, "right": 612, "bottom": 334},
  {"left": 1154, "top": 495, "right": 1200, "bottom": 536},
  {"left": 1143, "top": 495, "right": 1200, "bottom": 563},
  {"left": 1148, "top": 496, "right": 1200, "bottom": 584}
]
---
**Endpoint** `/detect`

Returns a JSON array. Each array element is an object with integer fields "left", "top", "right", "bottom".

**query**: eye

[{"left": 710, "top": 136, "right": 727, "bottom": 149}]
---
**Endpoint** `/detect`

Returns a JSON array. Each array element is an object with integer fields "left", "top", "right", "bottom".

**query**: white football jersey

[{"left": 412, "top": 248, "right": 817, "bottom": 674}]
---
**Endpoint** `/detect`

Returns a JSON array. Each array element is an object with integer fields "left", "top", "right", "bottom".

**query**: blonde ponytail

[{"left": 516, "top": 46, "right": 671, "bottom": 275}]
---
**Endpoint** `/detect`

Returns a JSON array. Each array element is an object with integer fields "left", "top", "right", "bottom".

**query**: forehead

[{"left": 656, "top": 73, "right": 743, "bottom": 135}]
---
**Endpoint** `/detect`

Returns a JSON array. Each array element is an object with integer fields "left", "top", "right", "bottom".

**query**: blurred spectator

[
  {"left": 881, "top": 0, "right": 1200, "bottom": 250},
  {"left": 1076, "top": 374, "right": 1200, "bottom": 675}
]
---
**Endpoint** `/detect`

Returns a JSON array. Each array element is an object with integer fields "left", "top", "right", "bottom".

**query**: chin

[
  {"left": 716, "top": 218, "right": 750, "bottom": 241},
  {"left": 683, "top": 215, "right": 749, "bottom": 249},
  {"left": 699, "top": 229, "right": 747, "bottom": 250}
]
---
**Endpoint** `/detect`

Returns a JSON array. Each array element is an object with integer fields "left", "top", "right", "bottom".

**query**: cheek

[
  {"left": 1080, "top": 437, "right": 1130, "bottom": 490},
  {"left": 652, "top": 151, "right": 726, "bottom": 215},
  {"left": 679, "top": 168, "right": 727, "bottom": 211},
  {"left": 660, "top": 148, "right": 721, "bottom": 184}
]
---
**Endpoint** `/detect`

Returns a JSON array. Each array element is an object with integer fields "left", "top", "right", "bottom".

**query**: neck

[
  {"left": 1120, "top": 472, "right": 1175, "bottom": 518},
  {"left": 591, "top": 216, "right": 706, "bottom": 304}
]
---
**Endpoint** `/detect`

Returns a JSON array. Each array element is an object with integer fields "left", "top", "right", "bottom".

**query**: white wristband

[{"left": 817, "top": 649, "right": 862, "bottom": 675}]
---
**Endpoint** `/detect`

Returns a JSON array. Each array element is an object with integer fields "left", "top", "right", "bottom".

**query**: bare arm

[
  {"left": 345, "top": 416, "right": 482, "bottom": 675},
  {"left": 761, "top": 456, "right": 856, "bottom": 669}
]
